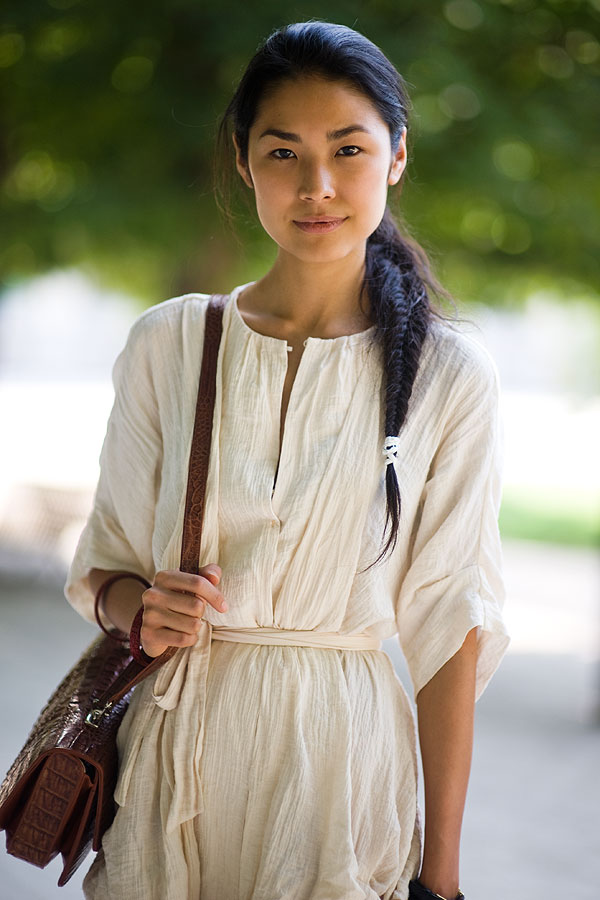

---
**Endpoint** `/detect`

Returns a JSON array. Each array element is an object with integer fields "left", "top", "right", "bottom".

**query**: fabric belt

[
  {"left": 116, "top": 622, "right": 383, "bottom": 834},
  {"left": 210, "top": 625, "right": 383, "bottom": 650}
]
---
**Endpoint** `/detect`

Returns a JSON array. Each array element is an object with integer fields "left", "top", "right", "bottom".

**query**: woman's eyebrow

[{"left": 258, "top": 124, "right": 372, "bottom": 142}]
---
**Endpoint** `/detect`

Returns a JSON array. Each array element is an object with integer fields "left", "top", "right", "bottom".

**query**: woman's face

[{"left": 233, "top": 75, "right": 407, "bottom": 265}]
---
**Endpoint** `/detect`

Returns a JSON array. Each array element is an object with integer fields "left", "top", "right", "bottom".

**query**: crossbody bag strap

[
  {"left": 180, "top": 293, "right": 228, "bottom": 574},
  {"left": 89, "top": 293, "right": 228, "bottom": 717}
]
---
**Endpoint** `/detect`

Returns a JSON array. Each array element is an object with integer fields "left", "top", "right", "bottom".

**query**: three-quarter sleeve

[
  {"left": 64, "top": 313, "right": 162, "bottom": 625},
  {"left": 396, "top": 337, "right": 510, "bottom": 702}
]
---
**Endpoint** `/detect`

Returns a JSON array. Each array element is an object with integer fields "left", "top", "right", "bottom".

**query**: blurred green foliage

[
  {"left": 500, "top": 485, "right": 600, "bottom": 546},
  {"left": 1, "top": 0, "right": 599, "bottom": 303}
]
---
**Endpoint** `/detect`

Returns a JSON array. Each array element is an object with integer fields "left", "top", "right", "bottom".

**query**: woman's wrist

[
  {"left": 414, "top": 858, "right": 461, "bottom": 900},
  {"left": 89, "top": 568, "right": 149, "bottom": 635},
  {"left": 409, "top": 878, "right": 464, "bottom": 900},
  {"left": 418, "top": 854, "right": 460, "bottom": 899}
]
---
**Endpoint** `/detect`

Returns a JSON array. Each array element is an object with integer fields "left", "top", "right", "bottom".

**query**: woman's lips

[{"left": 293, "top": 218, "right": 347, "bottom": 233}]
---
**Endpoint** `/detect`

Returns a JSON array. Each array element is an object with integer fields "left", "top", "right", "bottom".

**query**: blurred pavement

[{"left": 0, "top": 538, "right": 599, "bottom": 899}]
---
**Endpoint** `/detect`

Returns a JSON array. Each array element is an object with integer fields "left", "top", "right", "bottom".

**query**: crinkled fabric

[{"left": 65, "top": 282, "right": 510, "bottom": 899}]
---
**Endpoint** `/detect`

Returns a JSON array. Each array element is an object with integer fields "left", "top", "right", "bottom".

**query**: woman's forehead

[{"left": 250, "top": 76, "right": 386, "bottom": 134}]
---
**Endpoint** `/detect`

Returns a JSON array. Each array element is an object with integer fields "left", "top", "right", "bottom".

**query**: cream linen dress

[{"left": 65, "top": 281, "right": 510, "bottom": 900}]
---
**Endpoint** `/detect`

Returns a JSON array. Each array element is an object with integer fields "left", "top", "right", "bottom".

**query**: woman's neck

[{"left": 239, "top": 250, "right": 372, "bottom": 340}]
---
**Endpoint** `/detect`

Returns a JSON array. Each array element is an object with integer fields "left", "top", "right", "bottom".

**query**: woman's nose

[{"left": 298, "top": 162, "right": 336, "bottom": 201}]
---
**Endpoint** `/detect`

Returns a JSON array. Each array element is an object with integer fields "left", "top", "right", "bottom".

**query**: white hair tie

[{"left": 383, "top": 436, "right": 400, "bottom": 466}]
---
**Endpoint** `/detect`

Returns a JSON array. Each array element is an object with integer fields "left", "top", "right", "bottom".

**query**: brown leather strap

[
  {"left": 87, "top": 649, "right": 177, "bottom": 725},
  {"left": 129, "top": 605, "right": 155, "bottom": 665},
  {"left": 180, "top": 294, "right": 228, "bottom": 574},
  {"left": 87, "top": 294, "right": 228, "bottom": 722}
]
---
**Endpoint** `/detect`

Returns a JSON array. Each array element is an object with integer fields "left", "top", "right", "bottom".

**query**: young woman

[{"left": 65, "top": 20, "right": 510, "bottom": 900}]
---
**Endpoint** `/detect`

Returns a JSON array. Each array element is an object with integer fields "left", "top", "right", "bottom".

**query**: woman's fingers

[
  {"left": 142, "top": 603, "right": 207, "bottom": 635},
  {"left": 199, "top": 563, "right": 222, "bottom": 587},
  {"left": 140, "top": 597, "right": 207, "bottom": 658},
  {"left": 141, "top": 625, "right": 200, "bottom": 652},
  {"left": 138, "top": 566, "right": 227, "bottom": 657},
  {"left": 149, "top": 568, "right": 228, "bottom": 614}
]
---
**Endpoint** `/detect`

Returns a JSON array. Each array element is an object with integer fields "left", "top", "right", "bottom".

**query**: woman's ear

[
  {"left": 232, "top": 133, "right": 254, "bottom": 190},
  {"left": 388, "top": 126, "right": 407, "bottom": 186}
]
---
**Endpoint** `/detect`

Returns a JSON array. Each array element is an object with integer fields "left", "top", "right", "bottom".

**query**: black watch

[{"left": 408, "top": 878, "right": 465, "bottom": 900}]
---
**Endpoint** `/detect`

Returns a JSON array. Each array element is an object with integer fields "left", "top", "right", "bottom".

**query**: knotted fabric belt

[
  {"left": 115, "top": 623, "right": 383, "bottom": 833},
  {"left": 210, "top": 625, "right": 383, "bottom": 650}
]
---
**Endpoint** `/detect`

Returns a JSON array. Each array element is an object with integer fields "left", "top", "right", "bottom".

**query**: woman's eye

[{"left": 270, "top": 146, "right": 362, "bottom": 160}]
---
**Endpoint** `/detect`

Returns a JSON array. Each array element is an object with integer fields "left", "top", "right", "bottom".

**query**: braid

[{"left": 361, "top": 208, "right": 436, "bottom": 567}]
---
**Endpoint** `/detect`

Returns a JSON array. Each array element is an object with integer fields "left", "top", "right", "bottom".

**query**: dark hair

[{"left": 213, "top": 20, "right": 457, "bottom": 567}]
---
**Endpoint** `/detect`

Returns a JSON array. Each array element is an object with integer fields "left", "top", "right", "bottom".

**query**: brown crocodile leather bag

[{"left": 0, "top": 293, "right": 228, "bottom": 886}]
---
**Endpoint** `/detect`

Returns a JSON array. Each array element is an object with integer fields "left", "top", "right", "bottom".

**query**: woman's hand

[{"left": 140, "top": 565, "right": 226, "bottom": 658}]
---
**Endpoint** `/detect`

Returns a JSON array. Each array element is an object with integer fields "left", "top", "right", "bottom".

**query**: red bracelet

[
  {"left": 94, "top": 572, "right": 151, "bottom": 644},
  {"left": 129, "top": 604, "right": 156, "bottom": 666}
]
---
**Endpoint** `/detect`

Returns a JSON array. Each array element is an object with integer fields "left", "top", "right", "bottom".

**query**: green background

[{"left": 2, "top": 0, "right": 599, "bottom": 546}]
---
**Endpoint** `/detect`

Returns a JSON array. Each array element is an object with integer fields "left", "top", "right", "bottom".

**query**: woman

[{"left": 65, "top": 20, "right": 510, "bottom": 900}]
